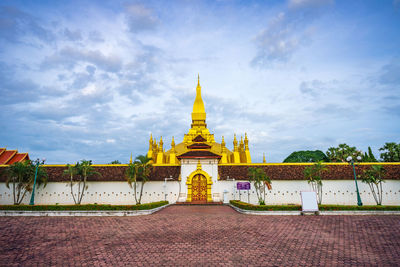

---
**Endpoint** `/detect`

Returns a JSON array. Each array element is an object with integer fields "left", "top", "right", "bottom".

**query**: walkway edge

[
  {"left": 229, "top": 204, "right": 400, "bottom": 215},
  {"left": 0, "top": 204, "right": 171, "bottom": 217}
]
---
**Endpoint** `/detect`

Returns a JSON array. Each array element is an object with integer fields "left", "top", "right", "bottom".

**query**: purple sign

[{"left": 237, "top": 182, "right": 251, "bottom": 190}]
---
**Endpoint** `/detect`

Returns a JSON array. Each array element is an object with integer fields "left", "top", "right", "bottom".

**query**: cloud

[
  {"left": 394, "top": 0, "right": 400, "bottom": 11},
  {"left": 251, "top": 0, "right": 333, "bottom": 67},
  {"left": 0, "top": 6, "right": 54, "bottom": 44},
  {"left": 42, "top": 46, "right": 122, "bottom": 72},
  {"left": 251, "top": 12, "right": 307, "bottom": 66},
  {"left": 379, "top": 60, "right": 400, "bottom": 85},
  {"left": 299, "top": 80, "right": 326, "bottom": 97},
  {"left": 125, "top": 4, "right": 158, "bottom": 33},
  {"left": 288, "top": 0, "right": 334, "bottom": 9},
  {"left": 63, "top": 28, "right": 82, "bottom": 41},
  {"left": 88, "top": 31, "right": 104, "bottom": 42}
]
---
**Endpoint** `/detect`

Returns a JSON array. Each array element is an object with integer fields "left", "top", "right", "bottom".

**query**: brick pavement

[{"left": 0, "top": 205, "right": 399, "bottom": 266}]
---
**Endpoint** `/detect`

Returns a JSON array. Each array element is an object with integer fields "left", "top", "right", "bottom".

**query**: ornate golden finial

[
  {"left": 197, "top": 73, "right": 200, "bottom": 87},
  {"left": 197, "top": 160, "right": 202, "bottom": 170},
  {"left": 171, "top": 136, "right": 175, "bottom": 148},
  {"left": 221, "top": 136, "right": 226, "bottom": 153},
  {"left": 159, "top": 136, "right": 163, "bottom": 152},
  {"left": 244, "top": 133, "right": 249, "bottom": 151},
  {"left": 233, "top": 134, "right": 238, "bottom": 152},
  {"left": 263, "top": 153, "right": 266, "bottom": 163},
  {"left": 149, "top": 133, "right": 153, "bottom": 149},
  {"left": 130, "top": 152, "right": 133, "bottom": 164}
]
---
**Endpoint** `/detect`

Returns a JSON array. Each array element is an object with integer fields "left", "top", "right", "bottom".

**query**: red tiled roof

[
  {"left": 8, "top": 153, "right": 29, "bottom": 165},
  {"left": 177, "top": 150, "right": 221, "bottom": 159},
  {"left": 0, "top": 150, "right": 17, "bottom": 164},
  {"left": 0, "top": 148, "right": 30, "bottom": 165}
]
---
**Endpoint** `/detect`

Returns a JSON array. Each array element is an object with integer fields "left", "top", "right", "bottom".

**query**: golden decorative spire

[
  {"left": 159, "top": 136, "right": 163, "bottom": 152},
  {"left": 244, "top": 133, "right": 249, "bottom": 151},
  {"left": 129, "top": 152, "right": 133, "bottom": 164},
  {"left": 149, "top": 133, "right": 153, "bottom": 150},
  {"left": 263, "top": 153, "right": 266, "bottom": 163},
  {"left": 171, "top": 136, "right": 175, "bottom": 153},
  {"left": 221, "top": 136, "right": 226, "bottom": 153},
  {"left": 191, "top": 74, "right": 206, "bottom": 129},
  {"left": 197, "top": 73, "right": 200, "bottom": 86},
  {"left": 233, "top": 134, "right": 238, "bottom": 152}
]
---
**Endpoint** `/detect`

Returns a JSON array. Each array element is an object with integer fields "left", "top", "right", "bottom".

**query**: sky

[{"left": 0, "top": 0, "right": 399, "bottom": 164}]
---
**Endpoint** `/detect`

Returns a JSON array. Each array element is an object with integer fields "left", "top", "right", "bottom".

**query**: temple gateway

[{"left": 147, "top": 76, "right": 252, "bottom": 203}]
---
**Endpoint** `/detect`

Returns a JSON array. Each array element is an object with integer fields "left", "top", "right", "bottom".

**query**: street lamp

[
  {"left": 346, "top": 155, "right": 363, "bottom": 206},
  {"left": 164, "top": 176, "right": 174, "bottom": 201},
  {"left": 226, "top": 176, "right": 236, "bottom": 200},
  {"left": 29, "top": 158, "right": 46, "bottom": 205}
]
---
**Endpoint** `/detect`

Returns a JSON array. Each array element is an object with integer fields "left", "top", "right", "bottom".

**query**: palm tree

[
  {"left": 360, "top": 165, "right": 386, "bottom": 205},
  {"left": 125, "top": 155, "right": 153, "bottom": 204},
  {"left": 304, "top": 161, "right": 328, "bottom": 205},
  {"left": 6, "top": 160, "right": 47, "bottom": 205},
  {"left": 64, "top": 160, "right": 101, "bottom": 204},
  {"left": 63, "top": 164, "right": 79, "bottom": 204},
  {"left": 248, "top": 167, "right": 271, "bottom": 205}
]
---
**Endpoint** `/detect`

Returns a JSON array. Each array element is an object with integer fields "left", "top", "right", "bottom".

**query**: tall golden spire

[{"left": 191, "top": 74, "right": 206, "bottom": 129}]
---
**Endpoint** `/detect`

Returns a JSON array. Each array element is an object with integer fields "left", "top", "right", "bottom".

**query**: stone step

[{"left": 174, "top": 201, "right": 224, "bottom": 206}]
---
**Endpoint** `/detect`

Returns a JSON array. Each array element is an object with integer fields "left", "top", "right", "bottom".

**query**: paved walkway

[{"left": 0, "top": 205, "right": 399, "bottom": 266}]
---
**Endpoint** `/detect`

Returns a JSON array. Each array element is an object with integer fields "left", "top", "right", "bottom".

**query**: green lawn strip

[
  {"left": 230, "top": 200, "right": 400, "bottom": 211},
  {"left": 0, "top": 201, "right": 168, "bottom": 211}
]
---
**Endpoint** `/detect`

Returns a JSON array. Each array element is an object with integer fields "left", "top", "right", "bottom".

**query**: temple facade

[{"left": 147, "top": 76, "right": 252, "bottom": 202}]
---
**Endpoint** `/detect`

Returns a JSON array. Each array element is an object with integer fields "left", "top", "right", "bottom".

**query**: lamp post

[
  {"left": 346, "top": 155, "right": 363, "bottom": 206},
  {"left": 226, "top": 176, "right": 235, "bottom": 200},
  {"left": 164, "top": 176, "right": 174, "bottom": 201},
  {"left": 29, "top": 158, "right": 45, "bottom": 205}
]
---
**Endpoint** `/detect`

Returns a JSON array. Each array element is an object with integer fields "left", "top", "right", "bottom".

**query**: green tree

[
  {"left": 6, "top": 160, "right": 48, "bottom": 205},
  {"left": 109, "top": 160, "right": 121, "bottom": 164},
  {"left": 248, "top": 167, "right": 271, "bottom": 205},
  {"left": 360, "top": 165, "right": 385, "bottom": 205},
  {"left": 63, "top": 163, "right": 79, "bottom": 204},
  {"left": 362, "top": 147, "right": 377, "bottom": 162},
  {"left": 379, "top": 142, "right": 400, "bottom": 162},
  {"left": 303, "top": 161, "right": 328, "bottom": 205},
  {"left": 125, "top": 155, "right": 153, "bottom": 204},
  {"left": 326, "top": 143, "right": 362, "bottom": 162},
  {"left": 283, "top": 150, "right": 329, "bottom": 163},
  {"left": 64, "top": 160, "right": 101, "bottom": 204}
]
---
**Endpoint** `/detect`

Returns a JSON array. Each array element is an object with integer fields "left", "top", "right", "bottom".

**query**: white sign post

[{"left": 300, "top": 191, "right": 319, "bottom": 215}]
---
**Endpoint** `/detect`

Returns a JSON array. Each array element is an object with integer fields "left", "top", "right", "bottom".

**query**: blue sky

[{"left": 0, "top": 0, "right": 399, "bottom": 164}]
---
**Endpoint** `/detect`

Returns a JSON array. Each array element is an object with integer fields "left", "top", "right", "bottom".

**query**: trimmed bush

[
  {"left": 0, "top": 201, "right": 168, "bottom": 211},
  {"left": 229, "top": 200, "right": 400, "bottom": 211}
]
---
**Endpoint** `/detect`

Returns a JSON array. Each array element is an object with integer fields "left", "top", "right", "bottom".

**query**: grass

[
  {"left": 0, "top": 201, "right": 168, "bottom": 211},
  {"left": 230, "top": 200, "right": 400, "bottom": 211}
]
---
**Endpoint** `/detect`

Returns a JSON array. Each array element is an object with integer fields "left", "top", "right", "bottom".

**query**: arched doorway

[
  {"left": 186, "top": 163, "right": 213, "bottom": 202},
  {"left": 191, "top": 174, "right": 207, "bottom": 201}
]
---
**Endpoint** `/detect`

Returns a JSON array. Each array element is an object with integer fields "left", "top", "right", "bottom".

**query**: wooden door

[{"left": 192, "top": 174, "right": 207, "bottom": 201}]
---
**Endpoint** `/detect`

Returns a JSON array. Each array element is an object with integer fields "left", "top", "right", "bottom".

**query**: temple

[
  {"left": 147, "top": 75, "right": 252, "bottom": 166},
  {"left": 147, "top": 76, "right": 252, "bottom": 202}
]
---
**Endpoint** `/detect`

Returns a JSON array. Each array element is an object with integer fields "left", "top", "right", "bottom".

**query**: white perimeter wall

[{"left": 0, "top": 180, "right": 399, "bottom": 205}]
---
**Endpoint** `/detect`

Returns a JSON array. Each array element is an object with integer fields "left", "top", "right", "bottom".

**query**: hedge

[
  {"left": 229, "top": 200, "right": 400, "bottom": 211},
  {"left": 0, "top": 201, "right": 168, "bottom": 211}
]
